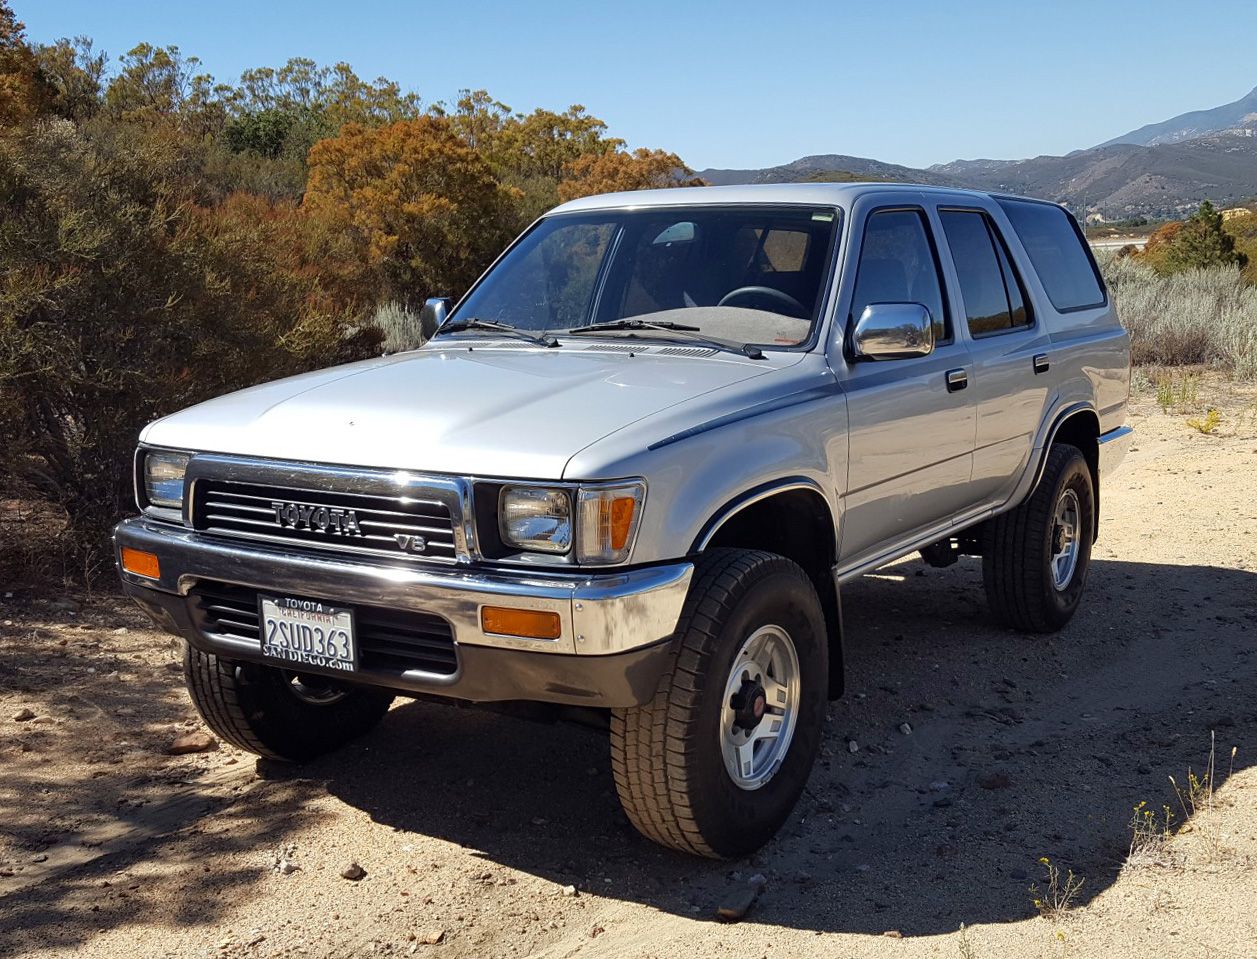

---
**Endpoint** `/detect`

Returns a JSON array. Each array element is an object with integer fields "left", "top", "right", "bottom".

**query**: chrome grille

[
  {"left": 189, "top": 581, "right": 459, "bottom": 676},
  {"left": 193, "top": 479, "right": 459, "bottom": 562}
]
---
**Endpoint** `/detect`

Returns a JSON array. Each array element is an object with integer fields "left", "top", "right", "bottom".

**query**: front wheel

[
  {"left": 610, "top": 549, "right": 828, "bottom": 859},
  {"left": 983, "top": 443, "right": 1095, "bottom": 633},
  {"left": 183, "top": 644, "right": 394, "bottom": 761}
]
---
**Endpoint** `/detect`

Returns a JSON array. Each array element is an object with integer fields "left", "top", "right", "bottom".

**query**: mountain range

[{"left": 697, "top": 87, "right": 1257, "bottom": 219}]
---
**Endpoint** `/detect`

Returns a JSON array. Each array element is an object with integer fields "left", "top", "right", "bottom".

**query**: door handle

[
  {"left": 1033, "top": 353, "right": 1050, "bottom": 374},
  {"left": 945, "top": 368, "right": 968, "bottom": 393}
]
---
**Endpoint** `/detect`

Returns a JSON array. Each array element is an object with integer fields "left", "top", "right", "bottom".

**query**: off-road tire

[
  {"left": 610, "top": 549, "right": 828, "bottom": 859},
  {"left": 983, "top": 443, "right": 1095, "bottom": 633},
  {"left": 183, "top": 644, "right": 394, "bottom": 761}
]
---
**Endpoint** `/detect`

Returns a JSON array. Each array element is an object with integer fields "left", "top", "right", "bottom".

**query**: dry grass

[{"left": 1030, "top": 857, "right": 1085, "bottom": 919}]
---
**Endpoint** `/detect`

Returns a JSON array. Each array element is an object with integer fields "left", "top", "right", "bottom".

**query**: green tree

[
  {"left": 1163, "top": 201, "right": 1248, "bottom": 272},
  {"left": 33, "top": 35, "right": 107, "bottom": 122}
]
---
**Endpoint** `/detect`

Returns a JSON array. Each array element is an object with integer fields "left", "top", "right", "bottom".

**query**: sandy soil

[{"left": 3, "top": 376, "right": 1257, "bottom": 959}]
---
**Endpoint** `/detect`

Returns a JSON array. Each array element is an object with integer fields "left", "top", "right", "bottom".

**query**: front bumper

[{"left": 114, "top": 517, "right": 692, "bottom": 708}]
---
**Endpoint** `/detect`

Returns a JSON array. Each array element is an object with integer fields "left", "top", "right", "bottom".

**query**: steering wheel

[{"left": 717, "top": 286, "right": 807, "bottom": 318}]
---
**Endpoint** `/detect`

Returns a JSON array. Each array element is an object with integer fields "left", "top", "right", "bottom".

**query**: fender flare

[{"left": 689, "top": 476, "right": 837, "bottom": 554}]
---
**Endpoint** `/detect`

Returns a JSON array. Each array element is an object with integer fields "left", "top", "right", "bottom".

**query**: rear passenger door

[
  {"left": 935, "top": 204, "right": 1049, "bottom": 507},
  {"left": 834, "top": 200, "right": 976, "bottom": 568}
]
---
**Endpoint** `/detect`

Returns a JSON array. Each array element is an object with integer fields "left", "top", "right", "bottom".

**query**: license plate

[{"left": 259, "top": 595, "right": 357, "bottom": 672}]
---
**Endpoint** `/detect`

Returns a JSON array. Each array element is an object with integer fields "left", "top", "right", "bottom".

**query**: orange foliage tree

[
  {"left": 558, "top": 147, "right": 705, "bottom": 202},
  {"left": 0, "top": 0, "right": 53, "bottom": 124},
  {"left": 305, "top": 116, "right": 520, "bottom": 302}
]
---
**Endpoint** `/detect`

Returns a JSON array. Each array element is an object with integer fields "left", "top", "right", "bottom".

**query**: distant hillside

[
  {"left": 699, "top": 125, "right": 1257, "bottom": 218},
  {"left": 1098, "top": 85, "right": 1257, "bottom": 148},
  {"left": 699, "top": 154, "right": 960, "bottom": 188},
  {"left": 940, "top": 133, "right": 1257, "bottom": 217}
]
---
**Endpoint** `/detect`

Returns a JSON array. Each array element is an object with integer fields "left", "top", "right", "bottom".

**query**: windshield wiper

[
  {"left": 435, "top": 317, "right": 560, "bottom": 348},
  {"left": 565, "top": 319, "right": 764, "bottom": 360}
]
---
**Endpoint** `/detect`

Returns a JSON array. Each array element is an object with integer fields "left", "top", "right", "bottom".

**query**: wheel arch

[
  {"left": 693, "top": 479, "right": 845, "bottom": 699},
  {"left": 1032, "top": 405, "right": 1101, "bottom": 539}
]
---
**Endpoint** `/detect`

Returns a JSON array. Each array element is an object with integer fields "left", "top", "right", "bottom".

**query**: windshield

[{"left": 450, "top": 205, "right": 840, "bottom": 348}]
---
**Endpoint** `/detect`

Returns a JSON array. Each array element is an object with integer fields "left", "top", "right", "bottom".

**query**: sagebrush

[{"left": 1100, "top": 254, "right": 1257, "bottom": 377}]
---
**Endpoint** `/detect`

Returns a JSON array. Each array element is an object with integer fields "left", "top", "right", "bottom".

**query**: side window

[
  {"left": 939, "top": 210, "right": 1032, "bottom": 336},
  {"left": 996, "top": 198, "right": 1105, "bottom": 311},
  {"left": 850, "top": 209, "right": 948, "bottom": 343}
]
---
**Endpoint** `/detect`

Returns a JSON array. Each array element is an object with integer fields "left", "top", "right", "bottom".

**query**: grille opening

[
  {"left": 194, "top": 479, "right": 458, "bottom": 562},
  {"left": 190, "top": 581, "right": 458, "bottom": 677}
]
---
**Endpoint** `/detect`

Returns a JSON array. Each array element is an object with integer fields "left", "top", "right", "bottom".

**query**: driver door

[{"left": 833, "top": 200, "right": 977, "bottom": 569}]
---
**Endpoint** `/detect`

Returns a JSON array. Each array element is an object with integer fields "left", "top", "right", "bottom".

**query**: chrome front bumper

[{"left": 114, "top": 517, "right": 693, "bottom": 706}]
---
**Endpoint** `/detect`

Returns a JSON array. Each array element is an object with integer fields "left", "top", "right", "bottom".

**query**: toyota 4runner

[{"left": 115, "top": 183, "right": 1132, "bottom": 858}]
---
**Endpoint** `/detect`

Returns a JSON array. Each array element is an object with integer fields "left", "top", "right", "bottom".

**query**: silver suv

[{"left": 114, "top": 183, "right": 1132, "bottom": 858}]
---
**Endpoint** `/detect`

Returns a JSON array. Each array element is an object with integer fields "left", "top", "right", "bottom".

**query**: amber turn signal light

[
  {"left": 480, "top": 606, "right": 562, "bottom": 640},
  {"left": 120, "top": 547, "right": 161, "bottom": 579}
]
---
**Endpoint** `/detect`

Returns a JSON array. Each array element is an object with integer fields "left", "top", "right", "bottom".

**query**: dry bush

[{"left": 1100, "top": 254, "right": 1257, "bottom": 377}]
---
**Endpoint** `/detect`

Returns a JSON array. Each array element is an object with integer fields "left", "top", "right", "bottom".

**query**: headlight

[
  {"left": 143, "top": 451, "right": 190, "bottom": 510},
  {"left": 499, "top": 486, "right": 572, "bottom": 554},
  {"left": 576, "top": 482, "right": 645, "bottom": 564}
]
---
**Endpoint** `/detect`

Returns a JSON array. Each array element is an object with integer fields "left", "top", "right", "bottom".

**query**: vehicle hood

[{"left": 142, "top": 343, "right": 800, "bottom": 478}]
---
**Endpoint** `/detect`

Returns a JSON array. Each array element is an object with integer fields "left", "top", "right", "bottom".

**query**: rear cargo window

[{"left": 996, "top": 198, "right": 1105, "bottom": 311}]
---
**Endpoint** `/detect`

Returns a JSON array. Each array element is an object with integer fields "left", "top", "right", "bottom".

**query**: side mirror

[
  {"left": 850, "top": 303, "right": 935, "bottom": 361},
  {"left": 419, "top": 297, "right": 453, "bottom": 341}
]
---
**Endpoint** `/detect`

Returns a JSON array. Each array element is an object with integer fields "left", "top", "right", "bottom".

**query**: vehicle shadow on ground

[{"left": 307, "top": 555, "right": 1257, "bottom": 936}]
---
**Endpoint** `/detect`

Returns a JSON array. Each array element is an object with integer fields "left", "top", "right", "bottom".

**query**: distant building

[{"left": 1220, "top": 207, "right": 1252, "bottom": 221}]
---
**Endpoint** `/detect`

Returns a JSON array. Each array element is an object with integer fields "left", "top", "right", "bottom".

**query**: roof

[{"left": 549, "top": 181, "right": 998, "bottom": 215}]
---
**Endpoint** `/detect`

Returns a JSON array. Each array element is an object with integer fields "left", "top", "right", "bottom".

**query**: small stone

[
  {"left": 530, "top": 817, "right": 547, "bottom": 826},
  {"left": 928, "top": 780, "right": 950, "bottom": 792},
  {"left": 560, "top": 884, "right": 579, "bottom": 897},
  {"left": 847, "top": 740, "right": 859, "bottom": 753},
  {"left": 747, "top": 873, "right": 768, "bottom": 889},
  {"left": 716, "top": 886, "right": 761, "bottom": 923},
  {"left": 898, "top": 723, "right": 913, "bottom": 735},
  {"left": 12, "top": 708, "right": 35, "bottom": 722},
  {"left": 418, "top": 929, "right": 445, "bottom": 945},
  {"left": 51, "top": 598, "right": 80, "bottom": 613},
  {"left": 113, "top": 627, "right": 129, "bottom": 635},
  {"left": 883, "top": 930, "right": 903, "bottom": 938},
  {"left": 167, "top": 731, "right": 217, "bottom": 755},
  {"left": 340, "top": 862, "right": 366, "bottom": 881},
  {"left": 589, "top": 926, "right": 605, "bottom": 939},
  {"left": 277, "top": 859, "right": 299, "bottom": 875},
  {"left": 978, "top": 772, "right": 1011, "bottom": 790}
]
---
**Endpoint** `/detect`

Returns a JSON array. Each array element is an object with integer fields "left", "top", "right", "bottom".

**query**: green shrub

[{"left": 0, "top": 120, "right": 378, "bottom": 571}]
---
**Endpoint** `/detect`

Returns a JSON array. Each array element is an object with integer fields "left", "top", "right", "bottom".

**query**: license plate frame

[{"left": 258, "top": 595, "right": 358, "bottom": 673}]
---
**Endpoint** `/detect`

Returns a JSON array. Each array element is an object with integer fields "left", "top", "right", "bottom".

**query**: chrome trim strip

[
  {"left": 114, "top": 517, "right": 692, "bottom": 657},
  {"left": 1097, "top": 424, "right": 1134, "bottom": 480}
]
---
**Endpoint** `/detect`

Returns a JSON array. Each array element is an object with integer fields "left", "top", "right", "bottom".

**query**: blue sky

[{"left": 18, "top": 0, "right": 1257, "bottom": 171}]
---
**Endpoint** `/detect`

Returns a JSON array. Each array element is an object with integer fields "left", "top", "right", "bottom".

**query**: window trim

[
  {"left": 847, "top": 204, "right": 954, "bottom": 351},
  {"left": 937, "top": 206, "right": 1037, "bottom": 340},
  {"left": 993, "top": 194, "right": 1108, "bottom": 314}
]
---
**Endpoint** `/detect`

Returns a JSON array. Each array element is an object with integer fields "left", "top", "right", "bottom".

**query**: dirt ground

[{"left": 3, "top": 375, "right": 1257, "bottom": 959}]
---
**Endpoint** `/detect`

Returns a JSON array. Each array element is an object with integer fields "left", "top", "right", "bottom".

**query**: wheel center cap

[{"left": 731, "top": 679, "right": 767, "bottom": 730}]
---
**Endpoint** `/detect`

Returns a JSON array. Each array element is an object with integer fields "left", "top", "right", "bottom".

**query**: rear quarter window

[{"left": 996, "top": 198, "right": 1106, "bottom": 312}]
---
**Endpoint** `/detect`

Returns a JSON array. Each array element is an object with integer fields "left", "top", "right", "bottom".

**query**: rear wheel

[
  {"left": 183, "top": 644, "right": 394, "bottom": 761},
  {"left": 983, "top": 443, "right": 1095, "bottom": 633},
  {"left": 610, "top": 549, "right": 827, "bottom": 858}
]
